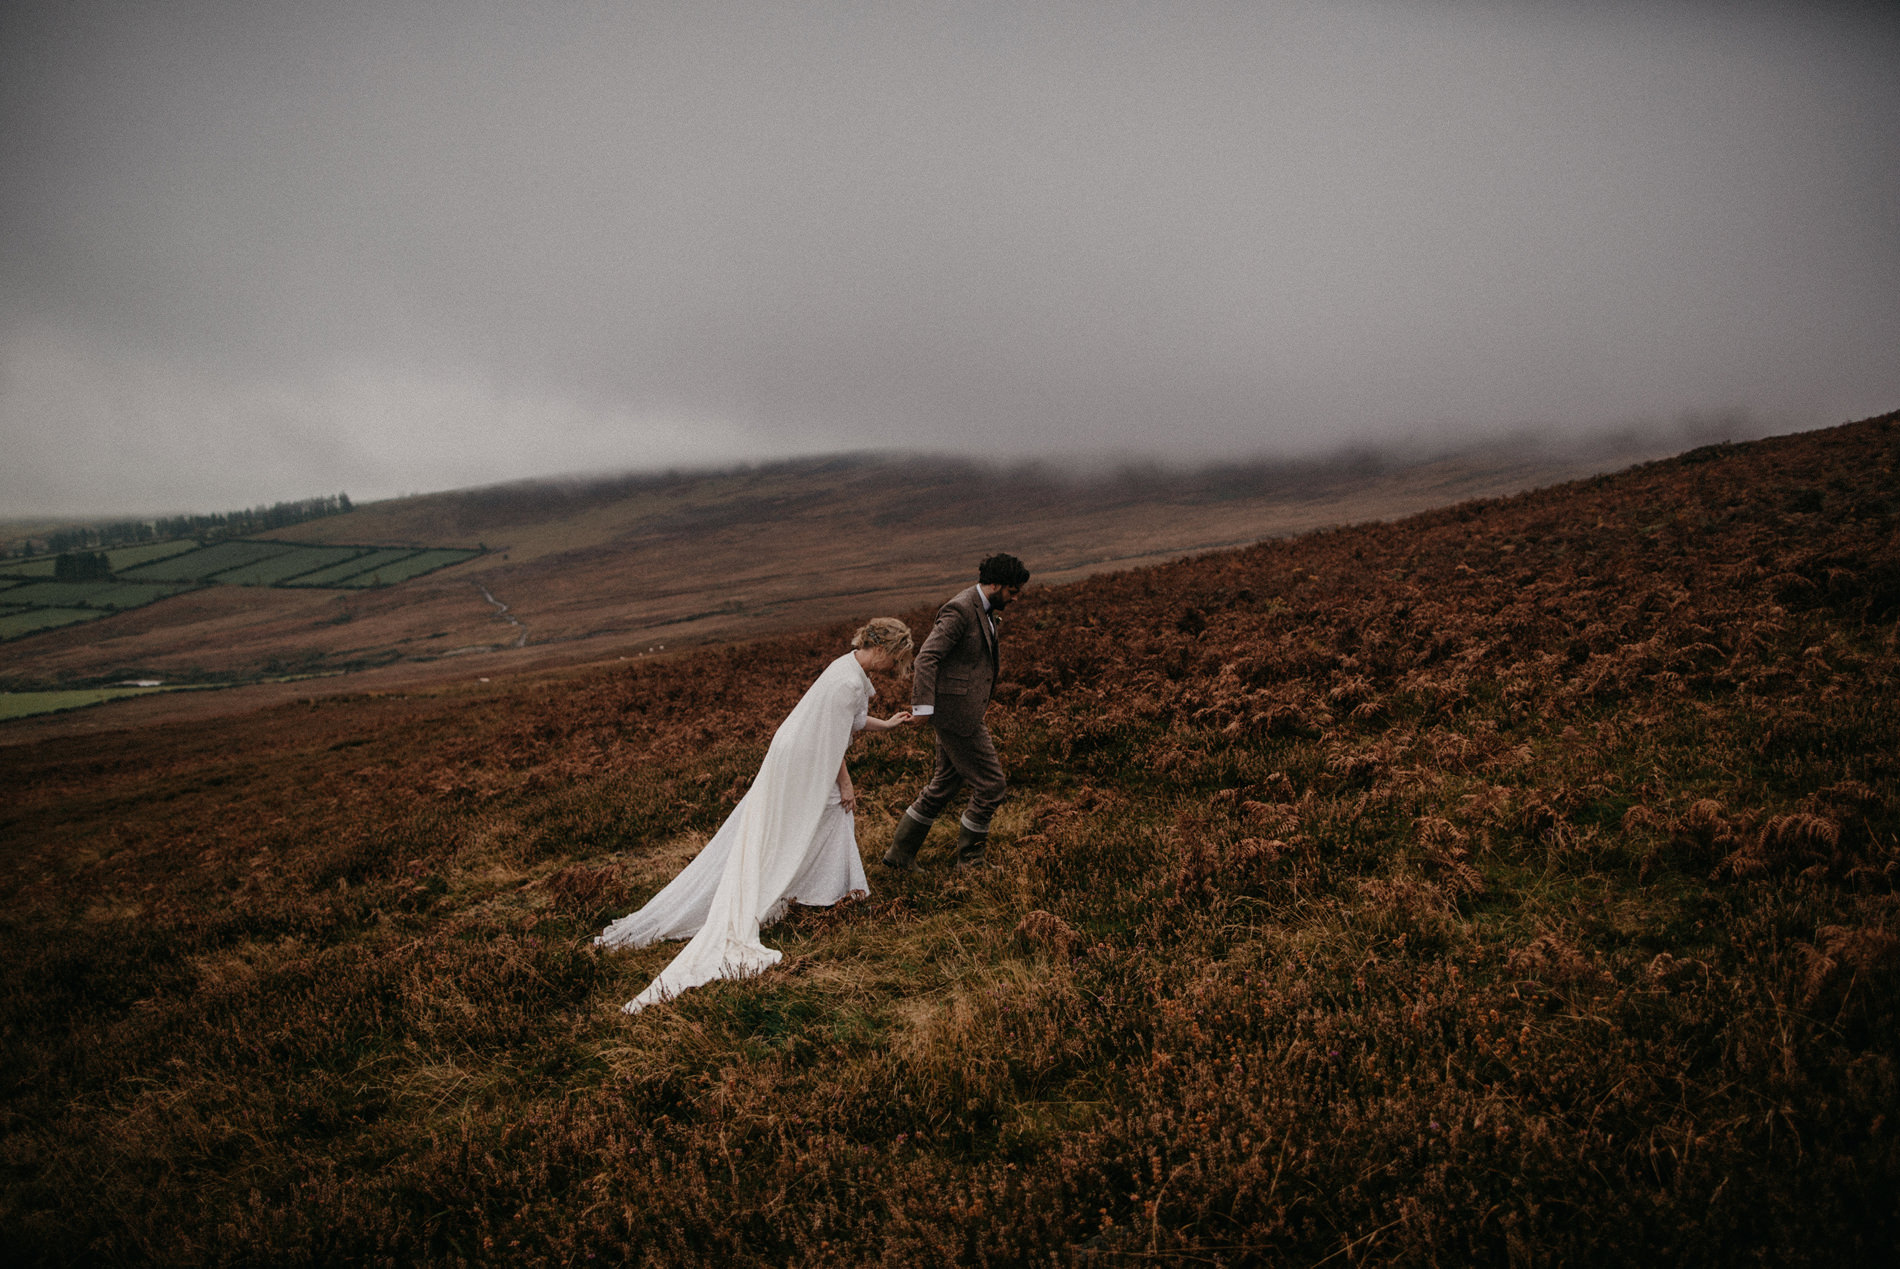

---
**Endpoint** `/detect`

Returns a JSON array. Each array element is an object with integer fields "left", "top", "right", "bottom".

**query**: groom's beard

[{"left": 988, "top": 595, "right": 1011, "bottom": 612}]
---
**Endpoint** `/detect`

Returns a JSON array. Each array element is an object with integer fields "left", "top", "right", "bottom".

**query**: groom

[{"left": 884, "top": 552, "right": 1031, "bottom": 871}]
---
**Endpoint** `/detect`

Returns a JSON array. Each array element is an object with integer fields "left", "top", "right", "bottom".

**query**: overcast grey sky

[{"left": 3, "top": 1, "right": 1896, "bottom": 515}]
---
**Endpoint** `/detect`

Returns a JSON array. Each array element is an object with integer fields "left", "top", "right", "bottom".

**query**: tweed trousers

[{"left": 907, "top": 720, "right": 1007, "bottom": 832}]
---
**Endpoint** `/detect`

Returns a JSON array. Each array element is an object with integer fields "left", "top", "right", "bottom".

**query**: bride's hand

[{"left": 838, "top": 785, "right": 856, "bottom": 811}]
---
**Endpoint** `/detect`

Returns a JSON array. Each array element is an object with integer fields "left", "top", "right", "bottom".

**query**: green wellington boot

[{"left": 882, "top": 813, "right": 930, "bottom": 871}]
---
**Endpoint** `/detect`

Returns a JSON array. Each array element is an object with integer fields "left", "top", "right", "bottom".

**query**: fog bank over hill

[
  {"left": 3, "top": 1, "right": 1896, "bottom": 515},
  {"left": 0, "top": 412, "right": 1754, "bottom": 700},
  {"left": 352, "top": 406, "right": 1779, "bottom": 534}
]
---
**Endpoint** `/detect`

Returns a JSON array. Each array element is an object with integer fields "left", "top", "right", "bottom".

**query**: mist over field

[{"left": 3, "top": 0, "right": 1897, "bottom": 514}]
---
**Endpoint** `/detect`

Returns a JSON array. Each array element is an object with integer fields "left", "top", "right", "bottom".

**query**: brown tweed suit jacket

[{"left": 910, "top": 585, "right": 999, "bottom": 736}]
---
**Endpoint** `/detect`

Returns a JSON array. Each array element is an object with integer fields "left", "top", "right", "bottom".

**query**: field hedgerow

[{"left": 3, "top": 414, "right": 1898, "bottom": 1265}]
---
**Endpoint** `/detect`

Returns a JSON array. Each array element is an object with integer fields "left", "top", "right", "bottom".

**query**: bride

[{"left": 597, "top": 618, "right": 916, "bottom": 1012}]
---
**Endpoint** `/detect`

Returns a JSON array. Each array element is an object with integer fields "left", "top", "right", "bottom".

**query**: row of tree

[
  {"left": 9, "top": 494, "right": 354, "bottom": 559},
  {"left": 52, "top": 551, "right": 114, "bottom": 581}
]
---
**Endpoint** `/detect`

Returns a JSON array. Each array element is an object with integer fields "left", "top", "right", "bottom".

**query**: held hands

[{"left": 863, "top": 711, "right": 914, "bottom": 733}]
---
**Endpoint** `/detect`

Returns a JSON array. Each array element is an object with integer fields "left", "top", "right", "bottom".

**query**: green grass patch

[
  {"left": 0, "top": 555, "right": 57, "bottom": 578},
  {"left": 0, "top": 581, "right": 122, "bottom": 607},
  {"left": 5, "top": 541, "right": 478, "bottom": 600},
  {"left": 329, "top": 547, "right": 481, "bottom": 587},
  {"left": 0, "top": 580, "right": 194, "bottom": 609},
  {"left": 280, "top": 547, "right": 419, "bottom": 586},
  {"left": 0, "top": 607, "right": 108, "bottom": 640},
  {"left": 119, "top": 539, "right": 299, "bottom": 582},
  {"left": 0, "top": 685, "right": 185, "bottom": 720},
  {"left": 104, "top": 539, "right": 201, "bottom": 570},
  {"left": 210, "top": 544, "right": 374, "bottom": 586}
]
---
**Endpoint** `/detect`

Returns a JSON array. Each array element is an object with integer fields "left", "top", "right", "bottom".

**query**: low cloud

[{"left": 3, "top": 1, "right": 1895, "bottom": 514}]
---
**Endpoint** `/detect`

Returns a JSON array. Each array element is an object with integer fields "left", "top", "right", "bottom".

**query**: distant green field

[
  {"left": 331, "top": 547, "right": 480, "bottom": 587},
  {"left": 118, "top": 540, "right": 478, "bottom": 587},
  {"left": 1, "top": 538, "right": 482, "bottom": 641},
  {"left": 0, "top": 556, "right": 57, "bottom": 579},
  {"left": 105, "top": 539, "right": 201, "bottom": 570},
  {"left": 0, "top": 608, "right": 108, "bottom": 639},
  {"left": 211, "top": 545, "right": 371, "bottom": 586},
  {"left": 281, "top": 547, "right": 420, "bottom": 587},
  {"left": 1, "top": 580, "right": 195, "bottom": 609},
  {"left": 6, "top": 582, "right": 117, "bottom": 607},
  {"left": 121, "top": 539, "right": 297, "bottom": 582},
  {"left": 0, "top": 686, "right": 179, "bottom": 721}
]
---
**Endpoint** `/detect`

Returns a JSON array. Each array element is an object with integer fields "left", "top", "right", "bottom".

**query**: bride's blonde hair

[{"left": 852, "top": 617, "right": 915, "bottom": 673}]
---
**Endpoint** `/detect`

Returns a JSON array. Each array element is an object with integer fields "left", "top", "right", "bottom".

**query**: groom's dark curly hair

[{"left": 978, "top": 553, "right": 1030, "bottom": 587}]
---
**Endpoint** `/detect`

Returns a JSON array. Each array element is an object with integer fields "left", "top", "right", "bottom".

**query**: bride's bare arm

[
  {"left": 837, "top": 759, "right": 856, "bottom": 811},
  {"left": 859, "top": 711, "right": 914, "bottom": 734}
]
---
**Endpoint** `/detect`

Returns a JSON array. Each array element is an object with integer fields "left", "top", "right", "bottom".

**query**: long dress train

[{"left": 596, "top": 652, "right": 873, "bottom": 1012}]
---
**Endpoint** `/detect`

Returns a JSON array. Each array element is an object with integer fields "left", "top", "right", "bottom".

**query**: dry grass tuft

[{"left": 1013, "top": 910, "right": 1080, "bottom": 961}]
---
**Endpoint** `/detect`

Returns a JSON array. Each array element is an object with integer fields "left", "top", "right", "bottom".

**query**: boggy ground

[{"left": 2, "top": 416, "right": 1897, "bottom": 1265}]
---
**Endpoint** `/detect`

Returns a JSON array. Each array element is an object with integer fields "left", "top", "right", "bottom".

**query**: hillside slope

[
  {"left": 2, "top": 415, "right": 1896, "bottom": 1264},
  {"left": 0, "top": 437, "right": 1672, "bottom": 695}
]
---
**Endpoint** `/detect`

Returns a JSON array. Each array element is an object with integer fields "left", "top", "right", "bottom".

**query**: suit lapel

[{"left": 973, "top": 587, "right": 999, "bottom": 667}]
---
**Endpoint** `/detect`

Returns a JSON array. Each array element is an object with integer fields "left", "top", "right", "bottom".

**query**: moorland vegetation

[{"left": 2, "top": 415, "right": 1897, "bottom": 1264}]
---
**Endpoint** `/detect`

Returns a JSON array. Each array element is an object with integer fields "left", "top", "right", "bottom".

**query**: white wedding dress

[{"left": 597, "top": 651, "right": 873, "bottom": 1012}]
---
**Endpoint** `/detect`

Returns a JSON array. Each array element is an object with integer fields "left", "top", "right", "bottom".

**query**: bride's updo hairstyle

[{"left": 852, "top": 617, "right": 915, "bottom": 673}]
